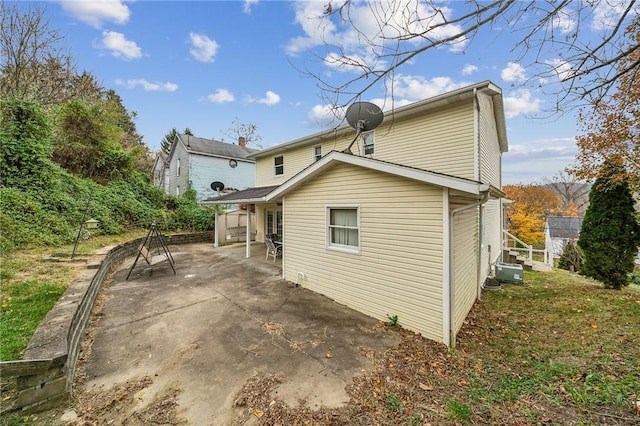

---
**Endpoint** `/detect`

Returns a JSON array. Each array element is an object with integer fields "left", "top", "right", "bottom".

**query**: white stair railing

[{"left": 502, "top": 230, "right": 533, "bottom": 264}]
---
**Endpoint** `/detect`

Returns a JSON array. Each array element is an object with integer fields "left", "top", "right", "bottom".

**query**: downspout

[{"left": 448, "top": 190, "right": 490, "bottom": 349}]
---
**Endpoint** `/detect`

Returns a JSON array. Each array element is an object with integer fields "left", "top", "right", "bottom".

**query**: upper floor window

[
  {"left": 362, "top": 131, "right": 375, "bottom": 156},
  {"left": 274, "top": 155, "right": 284, "bottom": 175},
  {"left": 177, "top": 159, "right": 181, "bottom": 176},
  {"left": 313, "top": 145, "right": 322, "bottom": 162}
]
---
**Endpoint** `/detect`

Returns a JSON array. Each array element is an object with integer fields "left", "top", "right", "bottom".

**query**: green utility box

[{"left": 495, "top": 262, "right": 524, "bottom": 284}]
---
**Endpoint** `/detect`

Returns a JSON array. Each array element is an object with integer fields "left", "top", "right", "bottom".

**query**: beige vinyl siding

[
  {"left": 479, "top": 199, "right": 502, "bottom": 285},
  {"left": 283, "top": 163, "right": 445, "bottom": 342},
  {"left": 477, "top": 92, "right": 502, "bottom": 187},
  {"left": 452, "top": 207, "right": 479, "bottom": 334},
  {"left": 255, "top": 129, "right": 354, "bottom": 186},
  {"left": 255, "top": 100, "right": 477, "bottom": 187},
  {"left": 374, "top": 102, "right": 476, "bottom": 180}
]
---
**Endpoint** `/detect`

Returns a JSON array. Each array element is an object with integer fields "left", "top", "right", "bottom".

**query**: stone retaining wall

[{"left": 2, "top": 231, "right": 214, "bottom": 414}]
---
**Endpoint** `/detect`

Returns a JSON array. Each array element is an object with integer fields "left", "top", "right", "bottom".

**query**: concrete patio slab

[{"left": 73, "top": 242, "right": 400, "bottom": 425}]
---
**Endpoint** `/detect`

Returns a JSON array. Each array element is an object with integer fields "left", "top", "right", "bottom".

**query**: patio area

[{"left": 72, "top": 241, "right": 399, "bottom": 424}]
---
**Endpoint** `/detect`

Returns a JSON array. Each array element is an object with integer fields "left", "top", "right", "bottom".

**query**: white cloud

[
  {"left": 207, "top": 89, "right": 235, "bottom": 103},
  {"left": 189, "top": 33, "right": 219, "bottom": 63},
  {"left": 243, "top": 0, "right": 258, "bottom": 14},
  {"left": 590, "top": 1, "right": 634, "bottom": 31},
  {"left": 287, "top": 0, "right": 466, "bottom": 68},
  {"left": 550, "top": 9, "right": 576, "bottom": 34},
  {"left": 98, "top": 31, "right": 142, "bottom": 60},
  {"left": 257, "top": 91, "right": 281, "bottom": 106},
  {"left": 393, "top": 75, "right": 471, "bottom": 100},
  {"left": 503, "top": 137, "right": 578, "bottom": 184},
  {"left": 59, "top": 0, "right": 130, "bottom": 28},
  {"left": 246, "top": 91, "right": 281, "bottom": 106},
  {"left": 544, "top": 58, "right": 575, "bottom": 82},
  {"left": 307, "top": 104, "right": 344, "bottom": 128},
  {"left": 461, "top": 64, "right": 478, "bottom": 76},
  {"left": 501, "top": 62, "right": 526, "bottom": 82},
  {"left": 503, "top": 89, "right": 542, "bottom": 118},
  {"left": 115, "top": 79, "right": 178, "bottom": 92}
]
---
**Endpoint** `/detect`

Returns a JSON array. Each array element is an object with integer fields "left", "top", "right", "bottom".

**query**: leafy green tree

[
  {"left": 52, "top": 99, "right": 132, "bottom": 183},
  {"left": 578, "top": 163, "right": 640, "bottom": 289},
  {"left": 0, "top": 98, "right": 54, "bottom": 188}
]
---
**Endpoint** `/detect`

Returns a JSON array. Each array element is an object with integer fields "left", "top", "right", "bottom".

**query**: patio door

[{"left": 265, "top": 209, "right": 282, "bottom": 240}]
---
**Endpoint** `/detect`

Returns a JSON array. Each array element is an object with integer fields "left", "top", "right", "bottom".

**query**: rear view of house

[{"left": 211, "top": 81, "right": 508, "bottom": 346}]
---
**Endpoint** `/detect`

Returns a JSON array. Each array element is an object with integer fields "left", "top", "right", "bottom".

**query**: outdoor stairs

[{"left": 504, "top": 249, "right": 534, "bottom": 271}]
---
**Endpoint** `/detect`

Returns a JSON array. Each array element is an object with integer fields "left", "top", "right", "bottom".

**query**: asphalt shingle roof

[
  {"left": 547, "top": 216, "right": 583, "bottom": 239},
  {"left": 177, "top": 134, "right": 258, "bottom": 160}
]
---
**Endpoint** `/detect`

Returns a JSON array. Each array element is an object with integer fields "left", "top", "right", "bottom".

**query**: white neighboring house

[
  {"left": 154, "top": 134, "right": 257, "bottom": 201},
  {"left": 544, "top": 216, "right": 584, "bottom": 261},
  {"left": 152, "top": 153, "right": 169, "bottom": 193}
]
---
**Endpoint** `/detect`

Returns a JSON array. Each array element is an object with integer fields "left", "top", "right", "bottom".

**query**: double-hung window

[
  {"left": 274, "top": 155, "right": 284, "bottom": 175},
  {"left": 327, "top": 207, "right": 360, "bottom": 253},
  {"left": 362, "top": 131, "right": 375, "bottom": 156},
  {"left": 313, "top": 145, "right": 322, "bottom": 162}
]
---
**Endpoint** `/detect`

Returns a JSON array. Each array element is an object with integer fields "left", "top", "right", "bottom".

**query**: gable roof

[
  {"left": 251, "top": 81, "right": 507, "bottom": 159},
  {"left": 267, "top": 151, "right": 500, "bottom": 201},
  {"left": 546, "top": 216, "right": 584, "bottom": 239},
  {"left": 172, "top": 134, "right": 258, "bottom": 161}
]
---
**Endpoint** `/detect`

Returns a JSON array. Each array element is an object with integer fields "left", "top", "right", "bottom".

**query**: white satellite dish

[{"left": 343, "top": 101, "right": 384, "bottom": 154}]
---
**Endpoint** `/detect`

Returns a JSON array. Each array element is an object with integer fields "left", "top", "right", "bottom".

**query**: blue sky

[{"left": 35, "top": 0, "right": 630, "bottom": 184}]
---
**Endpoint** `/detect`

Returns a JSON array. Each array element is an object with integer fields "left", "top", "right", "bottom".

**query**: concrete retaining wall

[{"left": 1, "top": 231, "right": 214, "bottom": 414}]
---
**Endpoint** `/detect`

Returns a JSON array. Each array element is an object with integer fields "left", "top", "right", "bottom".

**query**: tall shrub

[
  {"left": 578, "top": 166, "right": 640, "bottom": 289},
  {"left": 0, "top": 98, "right": 54, "bottom": 188}
]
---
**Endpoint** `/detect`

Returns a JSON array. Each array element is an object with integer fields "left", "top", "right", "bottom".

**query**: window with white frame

[
  {"left": 313, "top": 145, "right": 322, "bottom": 162},
  {"left": 274, "top": 155, "right": 284, "bottom": 175},
  {"left": 177, "top": 159, "right": 181, "bottom": 176},
  {"left": 327, "top": 207, "right": 360, "bottom": 252},
  {"left": 362, "top": 131, "right": 375, "bottom": 155}
]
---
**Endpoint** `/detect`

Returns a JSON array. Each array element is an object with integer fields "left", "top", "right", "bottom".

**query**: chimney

[{"left": 238, "top": 136, "right": 246, "bottom": 148}]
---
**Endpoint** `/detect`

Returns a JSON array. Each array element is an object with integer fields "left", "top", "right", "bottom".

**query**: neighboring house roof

[
  {"left": 546, "top": 216, "right": 584, "bottom": 239},
  {"left": 208, "top": 151, "right": 503, "bottom": 205},
  {"left": 152, "top": 153, "right": 168, "bottom": 169},
  {"left": 249, "top": 81, "right": 508, "bottom": 159},
  {"left": 168, "top": 134, "right": 258, "bottom": 162}
]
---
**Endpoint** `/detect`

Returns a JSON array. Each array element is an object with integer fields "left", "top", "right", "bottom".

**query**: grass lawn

[
  {"left": 2, "top": 247, "right": 639, "bottom": 425},
  {"left": 0, "top": 231, "right": 146, "bottom": 361}
]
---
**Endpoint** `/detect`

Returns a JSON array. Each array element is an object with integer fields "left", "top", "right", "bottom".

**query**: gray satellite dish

[
  {"left": 343, "top": 101, "right": 384, "bottom": 154},
  {"left": 345, "top": 101, "right": 384, "bottom": 132},
  {"left": 211, "top": 181, "right": 225, "bottom": 192}
]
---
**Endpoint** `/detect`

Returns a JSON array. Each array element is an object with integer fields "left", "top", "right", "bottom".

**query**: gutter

[{"left": 448, "top": 190, "right": 491, "bottom": 349}]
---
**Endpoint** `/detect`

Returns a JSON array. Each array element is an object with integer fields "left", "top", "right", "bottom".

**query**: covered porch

[{"left": 206, "top": 185, "right": 282, "bottom": 260}]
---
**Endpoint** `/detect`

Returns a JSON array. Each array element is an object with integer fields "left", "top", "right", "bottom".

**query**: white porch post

[
  {"left": 214, "top": 209, "right": 219, "bottom": 248},
  {"left": 245, "top": 205, "right": 252, "bottom": 258}
]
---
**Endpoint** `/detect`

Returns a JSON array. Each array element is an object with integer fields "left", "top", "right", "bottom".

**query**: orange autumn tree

[
  {"left": 569, "top": 16, "right": 640, "bottom": 192},
  {"left": 503, "top": 184, "right": 562, "bottom": 248}
]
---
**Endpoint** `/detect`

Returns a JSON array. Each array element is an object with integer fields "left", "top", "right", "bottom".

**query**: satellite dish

[
  {"left": 345, "top": 101, "right": 384, "bottom": 132},
  {"left": 343, "top": 101, "right": 384, "bottom": 154},
  {"left": 210, "top": 181, "right": 225, "bottom": 192}
]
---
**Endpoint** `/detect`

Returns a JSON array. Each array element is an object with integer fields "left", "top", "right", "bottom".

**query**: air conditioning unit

[{"left": 495, "top": 261, "right": 523, "bottom": 284}]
